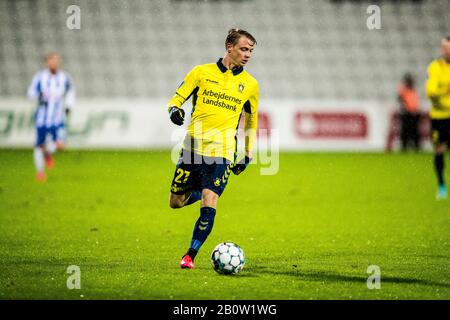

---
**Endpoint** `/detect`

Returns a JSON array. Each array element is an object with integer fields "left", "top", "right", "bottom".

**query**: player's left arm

[
  {"left": 244, "top": 83, "right": 259, "bottom": 159},
  {"left": 64, "top": 74, "right": 76, "bottom": 116},
  {"left": 232, "top": 82, "right": 259, "bottom": 175}
]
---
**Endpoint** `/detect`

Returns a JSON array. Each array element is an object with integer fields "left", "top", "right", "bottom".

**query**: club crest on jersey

[{"left": 238, "top": 83, "right": 245, "bottom": 93}]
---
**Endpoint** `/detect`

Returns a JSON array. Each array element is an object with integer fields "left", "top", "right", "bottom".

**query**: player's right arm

[
  {"left": 167, "top": 66, "right": 201, "bottom": 125},
  {"left": 27, "top": 72, "right": 42, "bottom": 102}
]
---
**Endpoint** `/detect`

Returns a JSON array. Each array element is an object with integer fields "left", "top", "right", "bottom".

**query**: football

[{"left": 211, "top": 242, "right": 245, "bottom": 275}]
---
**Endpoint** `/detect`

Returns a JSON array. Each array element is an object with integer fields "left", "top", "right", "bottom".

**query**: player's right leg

[
  {"left": 169, "top": 151, "right": 201, "bottom": 209},
  {"left": 34, "top": 126, "right": 47, "bottom": 182},
  {"left": 169, "top": 192, "right": 201, "bottom": 209}
]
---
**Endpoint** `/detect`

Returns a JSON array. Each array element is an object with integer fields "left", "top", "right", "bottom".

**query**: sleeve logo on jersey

[{"left": 206, "top": 79, "right": 219, "bottom": 84}]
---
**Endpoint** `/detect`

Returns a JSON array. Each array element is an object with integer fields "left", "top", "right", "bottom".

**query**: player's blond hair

[
  {"left": 225, "top": 28, "right": 257, "bottom": 49},
  {"left": 45, "top": 52, "right": 59, "bottom": 61}
]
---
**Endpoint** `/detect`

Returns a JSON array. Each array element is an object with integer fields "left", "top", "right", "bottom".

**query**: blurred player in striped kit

[{"left": 27, "top": 53, "right": 75, "bottom": 181}]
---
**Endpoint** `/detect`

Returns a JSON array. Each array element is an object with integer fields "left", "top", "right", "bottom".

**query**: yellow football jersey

[
  {"left": 168, "top": 58, "right": 259, "bottom": 161},
  {"left": 426, "top": 58, "right": 450, "bottom": 119}
]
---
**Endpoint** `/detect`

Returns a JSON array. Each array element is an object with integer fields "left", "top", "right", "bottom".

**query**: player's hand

[
  {"left": 169, "top": 106, "right": 185, "bottom": 126},
  {"left": 231, "top": 156, "right": 252, "bottom": 175},
  {"left": 38, "top": 93, "right": 47, "bottom": 105}
]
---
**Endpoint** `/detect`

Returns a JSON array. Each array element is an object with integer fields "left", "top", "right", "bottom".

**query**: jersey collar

[
  {"left": 216, "top": 58, "right": 244, "bottom": 76},
  {"left": 44, "top": 69, "right": 62, "bottom": 78}
]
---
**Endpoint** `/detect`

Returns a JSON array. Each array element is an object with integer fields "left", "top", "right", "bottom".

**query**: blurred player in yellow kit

[
  {"left": 426, "top": 36, "right": 450, "bottom": 200},
  {"left": 166, "top": 29, "right": 259, "bottom": 268}
]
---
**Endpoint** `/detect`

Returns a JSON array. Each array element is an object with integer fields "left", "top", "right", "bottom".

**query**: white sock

[
  {"left": 47, "top": 141, "right": 57, "bottom": 154},
  {"left": 34, "top": 147, "right": 44, "bottom": 172}
]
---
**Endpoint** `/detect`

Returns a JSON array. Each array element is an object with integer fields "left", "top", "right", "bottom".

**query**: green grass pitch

[{"left": 0, "top": 149, "right": 449, "bottom": 300}]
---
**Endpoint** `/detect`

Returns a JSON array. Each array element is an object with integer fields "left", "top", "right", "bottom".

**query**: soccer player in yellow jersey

[
  {"left": 426, "top": 36, "right": 450, "bottom": 200},
  {"left": 166, "top": 29, "right": 259, "bottom": 268}
]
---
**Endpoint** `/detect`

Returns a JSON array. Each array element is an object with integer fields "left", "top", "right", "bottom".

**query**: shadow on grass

[
  {"left": 249, "top": 266, "right": 450, "bottom": 288},
  {"left": 233, "top": 273, "right": 259, "bottom": 278}
]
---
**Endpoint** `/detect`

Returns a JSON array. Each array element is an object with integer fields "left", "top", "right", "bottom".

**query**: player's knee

[
  {"left": 169, "top": 196, "right": 184, "bottom": 209},
  {"left": 201, "top": 189, "right": 219, "bottom": 207},
  {"left": 169, "top": 200, "right": 183, "bottom": 209},
  {"left": 435, "top": 144, "right": 447, "bottom": 154},
  {"left": 56, "top": 142, "right": 65, "bottom": 151}
]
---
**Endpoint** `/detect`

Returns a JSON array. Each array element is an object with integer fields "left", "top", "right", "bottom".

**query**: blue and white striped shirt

[{"left": 27, "top": 69, "right": 75, "bottom": 128}]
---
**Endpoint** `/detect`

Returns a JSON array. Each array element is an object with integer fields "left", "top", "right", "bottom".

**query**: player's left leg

[
  {"left": 431, "top": 119, "right": 448, "bottom": 199},
  {"left": 434, "top": 144, "right": 447, "bottom": 200},
  {"left": 43, "top": 126, "right": 59, "bottom": 169},
  {"left": 188, "top": 189, "right": 218, "bottom": 253},
  {"left": 400, "top": 113, "right": 409, "bottom": 151},
  {"left": 56, "top": 123, "right": 66, "bottom": 150},
  {"left": 44, "top": 145, "right": 55, "bottom": 169},
  {"left": 412, "top": 113, "right": 421, "bottom": 151}
]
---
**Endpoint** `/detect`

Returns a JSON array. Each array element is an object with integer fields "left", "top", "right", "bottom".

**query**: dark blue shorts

[
  {"left": 36, "top": 126, "right": 57, "bottom": 146},
  {"left": 431, "top": 119, "right": 450, "bottom": 146},
  {"left": 170, "top": 150, "right": 234, "bottom": 197}
]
